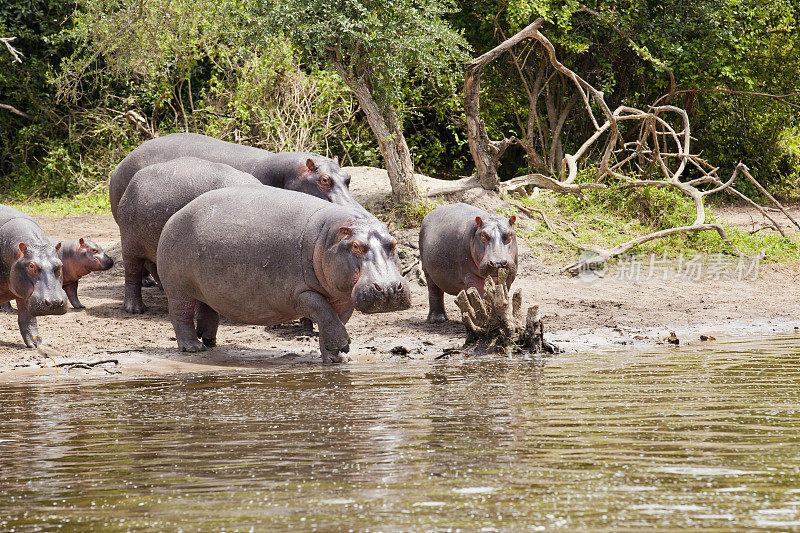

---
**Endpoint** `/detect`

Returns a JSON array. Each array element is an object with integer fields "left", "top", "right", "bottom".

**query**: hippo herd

[{"left": 0, "top": 133, "right": 518, "bottom": 363}]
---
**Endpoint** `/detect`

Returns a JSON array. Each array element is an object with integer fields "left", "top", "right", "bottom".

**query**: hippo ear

[
  {"left": 509, "top": 215, "right": 516, "bottom": 227},
  {"left": 475, "top": 216, "right": 483, "bottom": 228},
  {"left": 77, "top": 238, "right": 87, "bottom": 250},
  {"left": 332, "top": 155, "right": 339, "bottom": 165},
  {"left": 306, "top": 158, "right": 317, "bottom": 172},
  {"left": 337, "top": 226, "right": 352, "bottom": 241},
  {"left": 16, "top": 242, "right": 27, "bottom": 258},
  {"left": 55, "top": 242, "right": 62, "bottom": 252}
]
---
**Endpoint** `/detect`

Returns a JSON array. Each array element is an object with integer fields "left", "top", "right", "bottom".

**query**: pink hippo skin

[
  {"left": 57, "top": 238, "right": 114, "bottom": 309},
  {"left": 419, "top": 203, "right": 518, "bottom": 323}
]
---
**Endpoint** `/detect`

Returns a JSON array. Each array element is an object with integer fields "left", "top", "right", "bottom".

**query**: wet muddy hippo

[
  {"left": 0, "top": 205, "right": 68, "bottom": 346},
  {"left": 117, "top": 157, "right": 262, "bottom": 314},
  {"left": 157, "top": 186, "right": 411, "bottom": 362},
  {"left": 419, "top": 203, "right": 517, "bottom": 323},
  {"left": 56, "top": 238, "right": 114, "bottom": 309},
  {"left": 109, "top": 132, "right": 359, "bottom": 221}
]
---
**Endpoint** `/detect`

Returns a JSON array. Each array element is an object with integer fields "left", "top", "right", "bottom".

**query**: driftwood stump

[{"left": 454, "top": 269, "right": 559, "bottom": 355}]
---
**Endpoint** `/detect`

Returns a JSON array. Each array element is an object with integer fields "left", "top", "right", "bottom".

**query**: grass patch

[
  {"left": 508, "top": 185, "right": 800, "bottom": 264},
  {"left": 3, "top": 189, "right": 111, "bottom": 217}
]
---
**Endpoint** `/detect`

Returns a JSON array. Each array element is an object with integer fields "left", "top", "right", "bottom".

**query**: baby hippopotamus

[
  {"left": 0, "top": 205, "right": 68, "bottom": 346},
  {"left": 57, "top": 238, "right": 114, "bottom": 309},
  {"left": 419, "top": 203, "right": 517, "bottom": 323},
  {"left": 157, "top": 186, "right": 411, "bottom": 362}
]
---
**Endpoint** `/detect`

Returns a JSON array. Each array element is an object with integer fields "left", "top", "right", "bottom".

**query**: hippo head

[
  {"left": 9, "top": 242, "right": 68, "bottom": 316},
  {"left": 317, "top": 214, "right": 411, "bottom": 314},
  {"left": 288, "top": 156, "right": 359, "bottom": 208},
  {"left": 66, "top": 238, "right": 115, "bottom": 274},
  {"left": 470, "top": 214, "right": 518, "bottom": 280}
]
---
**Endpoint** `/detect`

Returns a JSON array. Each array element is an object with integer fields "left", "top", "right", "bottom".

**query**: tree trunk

[
  {"left": 463, "top": 19, "right": 545, "bottom": 191},
  {"left": 332, "top": 61, "right": 421, "bottom": 204}
]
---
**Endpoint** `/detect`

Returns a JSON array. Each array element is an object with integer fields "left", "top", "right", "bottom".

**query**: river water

[{"left": 2, "top": 335, "right": 800, "bottom": 531}]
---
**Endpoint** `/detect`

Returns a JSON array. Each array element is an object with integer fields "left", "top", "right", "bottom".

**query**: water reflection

[{"left": 2, "top": 336, "right": 800, "bottom": 530}]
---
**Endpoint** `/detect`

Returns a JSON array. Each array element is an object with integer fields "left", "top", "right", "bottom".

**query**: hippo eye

[
  {"left": 344, "top": 177, "right": 351, "bottom": 187},
  {"left": 26, "top": 263, "right": 38, "bottom": 275},
  {"left": 319, "top": 175, "right": 332, "bottom": 189},
  {"left": 387, "top": 238, "right": 397, "bottom": 253},
  {"left": 351, "top": 240, "right": 365, "bottom": 257},
  {"left": 480, "top": 232, "right": 489, "bottom": 243},
  {"left": 505, "top": 233, "right": 513, "bottom": 244},
  {"left": 90, "top": 247, "right": 98, "bottom": 254},
  {"left": 54, "top": 265, "right": 62, "bottom": 276}
]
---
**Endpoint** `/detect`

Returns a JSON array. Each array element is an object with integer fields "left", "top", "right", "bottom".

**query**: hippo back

[{"left": 117, "top": 157, "right": 263, "bottom": 263}]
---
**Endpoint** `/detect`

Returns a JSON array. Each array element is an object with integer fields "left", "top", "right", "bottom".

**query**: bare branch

[
  {"left": 0, "top": 103, "right": 34, "bottom": 120},
  {"left": 1, "top": 37, "right": 23, "bottom": 63}
]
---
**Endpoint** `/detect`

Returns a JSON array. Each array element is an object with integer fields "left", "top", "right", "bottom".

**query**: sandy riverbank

[{"left": 1, "top": 167, "right": 799, "bottom": 380}]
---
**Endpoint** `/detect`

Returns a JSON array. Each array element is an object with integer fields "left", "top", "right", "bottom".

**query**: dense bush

[{"left": 0, "top": 0, "right": 797, "bottom": 198}]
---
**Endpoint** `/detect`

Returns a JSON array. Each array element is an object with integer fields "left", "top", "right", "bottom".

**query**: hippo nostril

[
  {"left": 44, "top": 299, "right": 51, "bottom": 307},
  {"left": 373, "top": 283, "right": 383, "bottom": 292},
  {"left": 396, "top": 282, "right": 403, "bottom": 292},
  {"left": 500, "top": 260, "right": 508, "bottom": 267}
]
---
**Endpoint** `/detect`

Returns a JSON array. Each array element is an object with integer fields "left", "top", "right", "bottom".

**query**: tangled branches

[{"left": 464, "top": 19, "right": 799, "bottom": 272}]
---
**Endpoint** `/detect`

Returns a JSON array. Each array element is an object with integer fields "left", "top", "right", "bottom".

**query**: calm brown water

[{"left": 3, "top": 335, "right": 800, "bottom": 531}]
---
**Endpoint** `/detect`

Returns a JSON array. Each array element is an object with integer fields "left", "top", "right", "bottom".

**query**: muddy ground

[{"left": 2, "top": 167, "right": 799, "bottom": 379}]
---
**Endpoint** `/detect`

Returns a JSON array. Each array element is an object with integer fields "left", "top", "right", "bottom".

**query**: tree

[{"left": 269, "top": 0, "right": 470, "bottom": 203}]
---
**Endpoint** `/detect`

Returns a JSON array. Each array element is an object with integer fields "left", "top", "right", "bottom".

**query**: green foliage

[{"left": 268, "top": 0, "right": 470, "bottom": 109}]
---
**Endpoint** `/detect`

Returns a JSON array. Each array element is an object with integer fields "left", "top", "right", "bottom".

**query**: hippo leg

[
  {"left": 15, "top": 298, "right": 40, "bottom": 348},
  {"left": 0, "top": 301, "right": 14, "bottom": 313},
  {"left": 464, "top": 273, "right": 487, "bottom": 296},
  {"left": 298, "top": 291, "right": 351, "bottom": 363},
  {"left": 64, "top": 282, "right": 84, "bottom": 310},
  {"left": 195, "top": 302, "right": 219, "bottom": 348},
  {"left": 142, "top": 261, "right": 161, "bottom": 289},
  {"left": 299, "top": 317, "right": 316, "bottom": 335},
  {"left": 425, "top": 273, "right": 448, "bottom": 323},
  {"left": 122, "top": 252, "right": 148, "bottom": 314},
  {"left": 167, "top": 295, "right": 206, "bottom": 352}
]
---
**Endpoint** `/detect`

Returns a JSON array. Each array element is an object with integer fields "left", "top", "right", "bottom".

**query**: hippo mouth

[
  {"left": 26, "top": 298, "right": 68, "bottom": 316},
  {"left": 353, "top": 282, "right": 412, "bottom": 314},
  {"left": 95, "top": 255, "right": 115, "bottom": 271}
]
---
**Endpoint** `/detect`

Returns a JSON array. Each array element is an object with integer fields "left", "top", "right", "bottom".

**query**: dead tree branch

[{"left": 1, "top": 37, "right": 23, "bottom": 63}]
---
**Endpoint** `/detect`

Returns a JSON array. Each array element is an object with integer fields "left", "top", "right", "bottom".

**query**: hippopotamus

[
  {"left": 56, "top": 238, "right": 114, "bottom": 309},
  {"left": 0, "top": 205, "right": 68, "bottom": 346},
  {"left": 109, "top": 132, "right": 359, "bottom": 221},
  {"left": 419, "top": 203, "right": 518, "bottom": 323},
  {"left": 117, "top": 157, "right": 262, "bottom": 314},
  {"left": 157, "top": 186, "right": 411, "bottom": 362}
]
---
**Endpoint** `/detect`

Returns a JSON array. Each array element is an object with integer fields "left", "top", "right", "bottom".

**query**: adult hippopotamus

[
  {"left": 157, "top": 186, "right": 411, "bottom": 362},
  {"left": 109, "top": 132, "right": 359, "bottom": 221},
  {"left": 117, "top": 157, "right": 262, "bottom": 314},
  {"left": 56, "top": 238, "right": 114, "bottom": 309},
  {"left": 0, "top": 205, "right": 68, "bottom": 346},
  {"left": 419, "top": 203, "right": 517, "bottom": 323}
]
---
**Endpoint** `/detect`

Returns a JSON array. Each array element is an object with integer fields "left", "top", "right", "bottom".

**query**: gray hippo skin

[
  {"left": 56, "top": 238, "right": 114, "bottom": 309},
  {"left": 419, "top": 203, "right": 518, "bottom": 323},
  {"left": 117, "top": 157, "right": 262, "bottom": 314},
  {"left": 157, "top": 186, "right": 411, "bottom": 362},
  {"left": 0, "top": 205, "right": 68, "bottom": 346},
  {"left": 109, "top": 132, "right": 359, "bottom": 220}
]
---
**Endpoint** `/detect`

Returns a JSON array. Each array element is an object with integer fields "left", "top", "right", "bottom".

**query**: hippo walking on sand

[
  {"left": 109, "top": 133, "right": 359, "bottom": 221},
  {"left": 0, "top": 205, "right": 68, "bottom": 346},
  {"left": 57, "top": 238, "right": 114, "bottom": 309},
  {"left": 419, "top": 203, "right": 518, "bottom": 323},
  {"left": 117, "top": 157, "right": 262, "bottom": 314},
  {"left": 157, "top": 186, "right": 411, "bottom": 362}
]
